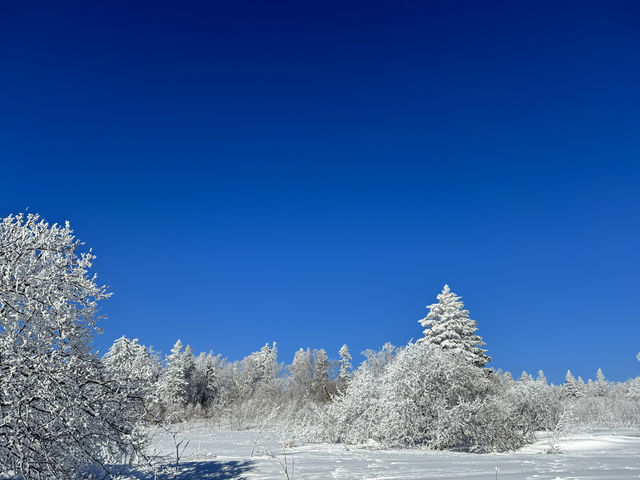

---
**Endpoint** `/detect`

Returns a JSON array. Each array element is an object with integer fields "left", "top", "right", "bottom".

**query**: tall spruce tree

[
  {"left": 158, "top": 339, "right": 190, "bottom": 408},
  {"left": 338, "top": 344, "right": 353, "bottom": 387},
  {"left": 417, "top": 284, "right": 490, "bottom": 367}
]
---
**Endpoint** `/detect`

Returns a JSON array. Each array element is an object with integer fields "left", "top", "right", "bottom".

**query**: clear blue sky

[{"left": 1, "top": 1, "right": 639, "bottom": 383}]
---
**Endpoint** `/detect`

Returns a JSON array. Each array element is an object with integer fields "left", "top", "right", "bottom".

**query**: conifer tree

[
  {"left": 519, "top": 371, "right": 533, "bottom": 382},
  {"left": 418, "top": 285, "right": 490, "bottom": 367},
  {"left": 313, "top": 348, "right": 331, "bottom": 401},
  {"left": 338, "top": 344, "right": 353, "bottom": 387},
  {"left": 158, "top": 339, "right": 190, "bottom": 408},
  {"left": 592, "top": 368, "right": 609, "bottom": 396},
  {"left": 289, "top": 348, "right": 314, "bottom": 398},
  {"left": 564, "top": 369, "right": 584, "bottom": 398},
  {"left": 103, "top": 336, "right": 161, "bottom": 399},
  {"left": 536, "top": 370, "right": 548, "bottom": 385}
]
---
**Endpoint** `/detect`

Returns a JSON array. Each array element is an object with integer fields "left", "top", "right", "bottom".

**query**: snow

[{"left": 116, "top": 423, "right": 640, "bottom": 479}]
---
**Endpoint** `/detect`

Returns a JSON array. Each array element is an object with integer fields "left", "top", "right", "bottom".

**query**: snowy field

[{"left": 115, "top": 422, "right": 640, "bottom": 480}]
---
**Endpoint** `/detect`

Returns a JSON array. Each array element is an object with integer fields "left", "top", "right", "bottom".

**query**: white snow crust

[{"left": 117, "top": 423, "right": 640, "bottom": 479}]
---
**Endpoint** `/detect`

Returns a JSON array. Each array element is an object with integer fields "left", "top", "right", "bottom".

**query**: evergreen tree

[
  {"left": 418, "top": 285, "right": 490, "bottom": 367},
  {"left": 236, "top": 342, "right": 278, "bottom": 401},
  {"left": 338, "top": 344, "right": 353, "bottom": 388},
  {"left": 289, "top": 348, "right": 314, "bottom": 399},
  {"left": 501, "top": 371, "right": 515, "bottom": 385},
  {"left": 592, "top": 368, "right": 609, "bottom": 396},
  {"left": 536, "top": 370, "right": 548, "bottom": 385},
  {"left": 191, "top": 352, "right": 221, "bottom": 408},
  {"left": 519, "top": 371, "right": 533, "bottom": 382},
  {"left": 103, "top": 336, "right": 161, "bottom": 399},
  {"left": 313, "top": 348, "right": 331, "bottom": 401},
  {"left": 158, "top": 339, "right": 190, "bottom": 408},
  {"left": 564, "top": 369, "right": 584, "bottom": 398}
]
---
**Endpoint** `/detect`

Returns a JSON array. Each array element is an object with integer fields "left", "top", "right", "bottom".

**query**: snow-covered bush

[
  {"left": 325, "top": 342, "right": 530, "bottom": 452},
  {"left": 569, "top": 370, "right": 640, "bottom": 429},
  {"left": 503, "top": 371, "right": 561, "bottom": 435},
  {"left": 0, "top": 213, "right": 147, "bottom": 479}
]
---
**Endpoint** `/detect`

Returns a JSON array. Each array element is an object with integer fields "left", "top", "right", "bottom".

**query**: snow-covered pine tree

[
  {"left": 312, "top": 348, "right": 331, "bottom": 401},
  {"left": 417, "top": 285, "right": 490, "bottom": 367},
  {"left": 338, "top": 344, "right": 353, "bottom": 388},
  {"left": 564, "top": 369, "right": 584, "bottom": 398},
  {"left": 536, "top": 370, "right": 548, "bottom": 385},
  {"left": 591, "top": 368, "right": 609, "bottom": 397},
  {"left": 501, "top": 371, "right": 515, "bottom": 385},
  {"left": 157, "top": 339, "right": 191, "bottom": 409},
  {"left": 190, "top": 352, "right": 222, "bottom": 408},
  {"left": 519, "top": 371, "right": 533, "bottom": 382},
  {"left": 103, "top": 335, "right": 161, "bottom": 399},
  {"left": 289, "top": 348, "right": 314, "bottom": 400},
  {"left": 234, "top": 342, "right": 279, "bottom": 403}
]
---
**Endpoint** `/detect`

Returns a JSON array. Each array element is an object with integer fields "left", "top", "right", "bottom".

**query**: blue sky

[{"left": 1, "top": 1, "right": 639, "bottom": 383}]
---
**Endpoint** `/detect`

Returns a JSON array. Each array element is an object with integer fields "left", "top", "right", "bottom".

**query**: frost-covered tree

[
  {"left": 157, "top": 339, "right": 192, "bottom": 410},
  {"left": 225, "top": 343, "right": 280, "bottom": 425},
  {"left": 190, "top": 352, "right": 223, "bottom": 408},
  {"left": 361, "top": 342, "right": 397, "bottom": 377},
  {"left": 536, "top": 370, "right": 548, "bottom": 385},
  {"left": 588, "top": 368, "right": 609, "bottom": 397},
  {"left": 289, "top": 348, "right": 314, "bottom": 399},
  {"left": 0, "top": 213, "right": 146, "bottom": 479},
  {"left": 236, "top": 342, "right": 279, "bottom": 400},
  {"left": 519, "top": 371, "right": 533, "bottom": 382},
  {"left": 564, "top": 369, "right": 584, "bottom": 398},
  {"left": 501, "top": 370, "right": 515, "bottom": 385},
  {"left": 417, "top": 285, "right": 490, "bottom": 367},
  {"left": 338, "top": 344, "right": 353, "bottom": 389},
  {"left": 506, "top": 370, "right": 560, "bottom": 435},
  {"left": 312, "top": 348, "right": 331, "bottom": 402},
  {"left": 103, "top": 335, "right": 161, "bottom": 401}
]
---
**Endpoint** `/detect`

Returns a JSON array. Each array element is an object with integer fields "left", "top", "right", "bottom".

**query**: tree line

[{"left": 1, "top": 213, "right": 639, "bottom": 479}]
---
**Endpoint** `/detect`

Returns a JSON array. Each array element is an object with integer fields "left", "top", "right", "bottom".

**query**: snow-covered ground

[{"left": 117, "top": 422, "right": 640, "bottom": 479}]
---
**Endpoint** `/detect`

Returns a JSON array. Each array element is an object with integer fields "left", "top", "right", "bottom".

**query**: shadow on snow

[{"left": 108, "top": 460, "right": 255, "bottom": 480}]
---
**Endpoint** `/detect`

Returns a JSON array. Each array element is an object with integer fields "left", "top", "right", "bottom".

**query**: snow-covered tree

[
  {"left": 519, "top": 371, "right": 533, "bottom": 382},
  {"left": 361, "top": 342, "right": 397, "bottom": 377},
  {"left": 501, "top": 370, "right": 515, "bottom": 385},
  {"left": 506, "top": 369, "right": 560, "bottom": 434},
  {"left": 312, "top": 348, "right": 331, "bottom": 401},
  {"left": 289, "top": 348, "right": 314, "bottom": 399},
  {"left": 589, "top": 368, "right": 609, "bottom": 397},
  {"left": 417, "top": 285, "right": 490, "bottom": 367},
  {"left": 564, "top": 369, "right": 584, "bottom": 398},
  {"left": 338, "top": 344, "right": 353, "bottom": 389},
  {"left": 0, "top": 213, "right": 146, "bottom": 479},
  {"left": 236, "top": 342, "right": 279, "bottom": 400},
  {"left": 190, "top": 352, "right": 223, "bottom": 408},
  {"left": 157, "top": 339, "right": 192, "bottom": 410},
  {"left": 103, "top": 335, "right": 161, "bottom": 400},
  {"left": 536, "top": 370, "right": 548, "bottom": 385}
]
